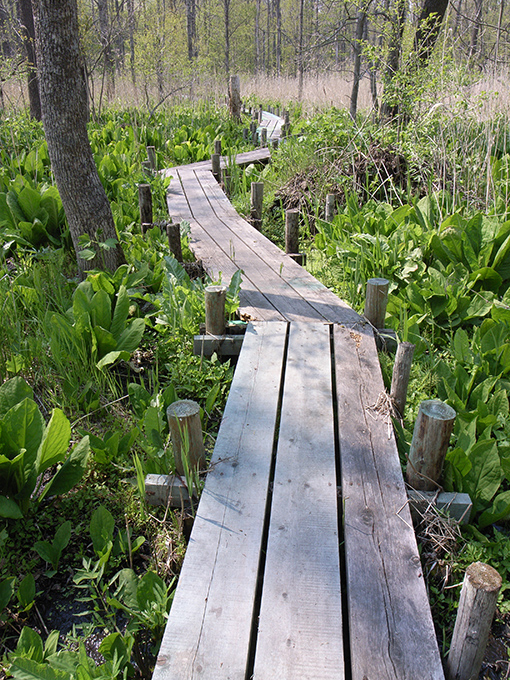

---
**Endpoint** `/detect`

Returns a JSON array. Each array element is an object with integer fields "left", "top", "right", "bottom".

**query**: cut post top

[{"left": 419, "top": 399, "right": 457, "bottom": 421}]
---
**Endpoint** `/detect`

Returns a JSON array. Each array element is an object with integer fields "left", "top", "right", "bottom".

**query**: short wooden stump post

[
  {"left": 147, "top": 145, "right": 156, "bottom": 171},
  {"left": 390, "top": 342, "right": 415, "bottom": 418},
  {"left": 446, "top": 562, "right": 502, "bottom": 680},
  {"left": 261, "top": 128, "right": 267, "bottom": 147},
  {"left": 214, "top": 139, "right": 222, "bottom": 155},
  {"left": 228, "top": 74, "right": 241, "bottom": 122},
  {"left": 285, "top": 209, "right": 299, "bottom": 256},
  {"left": 138, "top": 183, "right": 153, "bottom": 227},
  {"left": 205, "top": 285, "right": 227, "bottom": 336},
  {"left": 212, "top": 153, "right": 221, "bottom": 183},
  {"left": 167, "top": 400, "right": 206, "bottom": 476},
  {"left": 406, "top": 399, "right": 456, "bottom": 490},
  {"left": 166, "top": 222, "right": 182, "bottom": 262},
  {"left": 325, "top": 193, "right": 336, "bottom": 222},
  {"left": 250, "top": 182, "right": 264, "bottom": 231},
  {"left": 364, "top": 277, "right": 389, "bottom": 329}
]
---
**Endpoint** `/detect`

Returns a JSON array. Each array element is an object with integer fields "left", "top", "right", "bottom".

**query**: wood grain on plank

[
  {"left": 254, "top": 323, "right": 344, "bottom": 680},
  {"left": 333, "top": 324, "right": 445, "bottom": 680},
  {"left": 154, "top": 321, "right": 288, "bottom": 680}
]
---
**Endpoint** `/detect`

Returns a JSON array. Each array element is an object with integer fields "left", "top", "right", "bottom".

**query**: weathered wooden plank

[
  {"left": 167, "top": 169, "right": 283, "bottom": 322},
  {"left": 254, "top": 323, "right": 344, "bottom": 680},
  {"left": 162, "top": 148, "right": 272, "bottom": 178},
  {"left": 153, "top": 321, "right": 288, "bottom": 680},
  {"left": 179, "top": 169, "right": 326, "bottom": 323},
  {"left": 193, "top": 334, "right": 245, "bottom": 357},
  {"left": 195, "top": 170, "right": 361, "bottom": 325},
  {"left": 334, "top": 324, "right": 445, "bottom": 680}
]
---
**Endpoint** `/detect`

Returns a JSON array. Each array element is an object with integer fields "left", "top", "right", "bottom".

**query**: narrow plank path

[{"left": 154, "top": 137, "right": 446, "bottom": 680}]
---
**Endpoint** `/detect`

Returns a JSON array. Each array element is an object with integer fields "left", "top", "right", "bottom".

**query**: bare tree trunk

[
  {"left": 255, "top": 0, "right": 260, "bottom": 72},
  {"left": 297, "top": 0, "right": 304, "bottom": 99},
  {"left": 223, "top": 0, "right": 230, "bottom": 75},
  {"left": 97, "top": 0, "right": 115, "bottom": 100},
  {"left": 413, "top": 0, "right": 449, "bottom": 64},
  {"left": 275, "top": 0, "right": 281, "bottom": 75},
  {"left": 350, "top": 8, "right": 366, "bottom": 119},
  {"left": 18, "top": 0, "right": 41, "bottom": 120},
  {"left": 495, "top": 0, "right": 504, "bottom": 71},
  {"left": 380, "top": 0, "right": 406, "bottom": 119},
  {"left": 469, "top": 0, "right": 483, "bottom": 62},
  {"left": 127, "top": 0, "right": 135, "bottom": 83},
  {"left": 32, "top": 0, "right": 125, "bottom": 274},
  {"left": 186, "top": 0, "right": 197, "bottom": 60}
]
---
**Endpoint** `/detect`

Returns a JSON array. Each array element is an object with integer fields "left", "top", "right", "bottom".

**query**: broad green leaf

[
  {"left": 479, "top": 491, "right": 510, "bottom": 529},
  {"left": 34, "top": 540, "right": 57, "bottom": 567},
  {"left": 0, "top": 193, "right": 17, "bottom": 230},
  {"left": 90, "top": 290, "right": 112, "bottom": 330},
  {"left": 17, "top": 574, "right": 35, "bottom": 610},
  {"left": 78, "top": 248, "right": 96, "bottom": 261},
  {"left": 464, "top": 440, "right": 502, "bottom": 511},
  {"left": 44, "top": 630, "right": 60, "bottom": 658},
  {"left": 0, "top": 576, "right": 15, "bottom": 610},
  {"left": 3, "top": 398, "right": 44, "bottom": 468},
  {"left": 0, "top": 495, "right": 23, "bottom": 518},
  {"left": 35, "top": 409, "right": 71, "bottom": 474},
  {"left": 38, "top": 436, "right": 90, "bottom": 502},
  {"left": 96, "top": 350, "right": 130, "bottom": 369},
  {"left": 128, "top": 383, "right": 151, "bottom": 419},
  {"left": 0, "top": 377, "right": 33, "bottom": 417},
  {"left": 99, "top": 633, "right": 130, "bottom": 666},
  {"left": 13, "top": 627, "right": 43, "bottom": 663},
  {"left": 116, "top": 317, "right": 145, "bottom": 352},
  {"left": 17, "top": 187, "right": 41, "bottom": 221},
  {"left": 90, "top": 505, "right": 115, "bottom": 555},
  {"left": 93, "top": 326, "right": 117, "bottom": 358},
  {"left": 9, "top": 657, "right": 68, "bottom": 680},
  {"left": 110, "top": 286, "right": 129, "bottom": 340},
  {"left": 137, "top": 570, "right": 167, "bottom": 612}
]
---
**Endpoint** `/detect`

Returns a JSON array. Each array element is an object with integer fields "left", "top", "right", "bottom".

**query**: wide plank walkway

[{"left": 154, "top": 142, "right": 446, "bottom": 680}]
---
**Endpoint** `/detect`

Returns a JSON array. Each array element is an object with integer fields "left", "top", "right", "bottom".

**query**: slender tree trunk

[
  {"left": 297, "top": 0, "right": 304, "bottom": 99},
  {"left": 127, "top": 0, "right": 135, "bottom": 83},
  {"left": 18, "top": 0, "right": 41, "bottom": 120},
  {"left": 495, "top": 0, "right": 504, "bottom": 71},
  {"left": 380, "top": 0, "right": 406, "bottom": 119},
  {"left": 350, "top": 8, "right": 366, "bottom": 119},
  {"left": 223, "top": 0, "right": 230, "bottom": 75},
  {"left": 32, "top": 0, "right": 125, "bottom": 274},
  {"left": 275, "top": 0, "right": 281, "bottom": 75},
  {"left": 255, "top": 0, "right": 260, "bottom": 72},
  {"left": 97, "top": 0, "right": 115, "bottom": 100},
  {"left": 469, "top": 0, "right": 483, "bottom": 62},
  {"left": 186, "top": 0, "right": 197, "bottom": 60}
]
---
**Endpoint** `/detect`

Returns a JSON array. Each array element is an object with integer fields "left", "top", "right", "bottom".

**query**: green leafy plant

[
  {"left": 34, "top": 520, "right": 72, "bottom": 576},
  {"left": 0, "top": 377, "right": 90, "bottom": 517}
]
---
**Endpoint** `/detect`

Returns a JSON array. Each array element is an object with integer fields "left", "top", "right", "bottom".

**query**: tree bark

[
  {"left": 18, "top": 0, "right": 41, "bottom": 120},
  {"left": 32, "top": 0, "right": 125, "bottom": 274},
  {"left": 97, "top": 0, "right": 115, "bottom": 101},
  {"left": 350, "top": 8, "right": 366, "bottom": 120},
  {"left": 223, "top": 0, "right": 230, "bottom": 75},
  {"left": 297, "top": 0, "right": 305, "bottom": 100},
  {"left": 380, "top": 0, "right": 406, "bottom": 119},
  {"left": 186, "top": 0, "right": 197, "bottom": 60},
  {"left": 413, "top": 0, "right": 449, "bottom": 65}
]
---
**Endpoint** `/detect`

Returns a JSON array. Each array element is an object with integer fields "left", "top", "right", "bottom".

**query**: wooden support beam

[
  {"left": 407, "top": 490, "right": 472, "bottom": 524},
  {"left": 214, "top": 139, "right": 222, "bottom": 155},
  {"left": 261, "top": 128, "right": 267, "bottom": 147},
  {"left": 228, "top": 75, "right": 241, "bottom": 121},
  {"left": 406, "top": 399, "right": 456, "bottom": 491},
  {"left": 145, "top": 473, "right": 192, "bottom": 506},
  {"left": 167, "top": 400, "right": 206, "bottom": 476},
  {"left": 446, "top": 563, "right": 502, "bottom": 680},
  {"left": 138, "top": 183, "right": 153, "bottom": 226},
  {"left": 193, "top": 334, "right": 245, "bottom": 358},
  {"left": 211, "top": 153, "right": 221, "bottom": 183},
  {"left": 285, "top": 209, "right": 299, "bottom": 255}
]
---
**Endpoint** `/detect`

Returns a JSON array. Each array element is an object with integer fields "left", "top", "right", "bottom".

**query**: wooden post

[
  {"left": 446, "top": 562, "right": 502, "bottom": 680},
  {"left": 249, "top": 121, "right": 256, "bottom": 134},
  {"left": 272, "top": 138, "right": 279, "bottom": 150},
  {"left": 243, "top": 128, "right": 249, "bottom": 141},
  {"left": 166, "top": 222, "right": 183, "bottom": 262},
  {"left": 141, "top": 223, "right": 152, "bottom": 235},
  {"left": 138, "top": 183, "right": 153, "bottom": 226},
  {"left": 205, "top": 285, "right": 227, "bottom": 335},
  {"left": 259, "top": 103, "right": 263, "bottom": 122},
  {"left": 147, "top": 145, "right": 156, "bottom": 171},
  {"left": 390, "top": 342, "right": 415, "bottom": 418},
  {"left": 252, "top": 129, "right": 258, "bottom": 146},
  {"left": 364, "top": 277, "right": 389, "bottom": 329},
  {"left": 228, "top": 74, "right": 241, "bottom": 121},
  {"left": 261, "top": 128, "right": 267, "bottom": 147},
  {"left": 285, "top": 209, "right": 299, "bottom": 255},
  {"left": 212, "top": 153, "right": 221, "bottom": 183},
  {"left": 214, "top": 139, "right": 222, "bottom": 155},
  {"left": 406, "top": 399, "right": 456, "bottom": 490},
  {"left": 250, "top": 182, "right": 264, "bottom": 231},
  {"left": 141, "top": 160, "right": 152, "bottom": 175},
  {"left": 325, "top": 193, "right": 336, "bottom": 222},
  {"left": 167, "top": 400, "right": 206, "bottom": 476}
]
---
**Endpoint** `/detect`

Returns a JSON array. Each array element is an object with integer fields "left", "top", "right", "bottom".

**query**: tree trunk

[
  {"left": 380, "top": 0, "right": 406, "bottom": 119},
  {"left": 97, "top": 0, "right": 115, "bottom": 101},
  {"left": 275, "top": 0, "right": 281, "bottom": 75},
  {"left": 18, "top": 0, "right": 41, "bottom": 120},
  {"left": 127, "top": 0, "right": 135, "bottom": 83},
  {"left": 469, "top": 0, "right": 483, "bottom": 63},
  {"left": 223, "top": 0, "right": 230, "bottom": 75},
  {"left": 413, "top": 0, "right": 449, "bottom": 65},
  {"left": 255, "top": 0, "right": 260, "bottom": 72},
  {"left": 350, "top": 8, "right": 366, "bottom": 119},
  {"left": 32, "top": 0, "right": 125, "bottom": 274},
  {"left": 186, "top": 0, "right": 197, "bottom": 60},
  {"left": 297, "top": 0, "right": 304, "bottom": 99}
]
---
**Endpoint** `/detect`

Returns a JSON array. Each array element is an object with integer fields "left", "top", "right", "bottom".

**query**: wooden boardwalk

[{"left": 153, "top": 144, "right": 446, "bottom": 680}]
